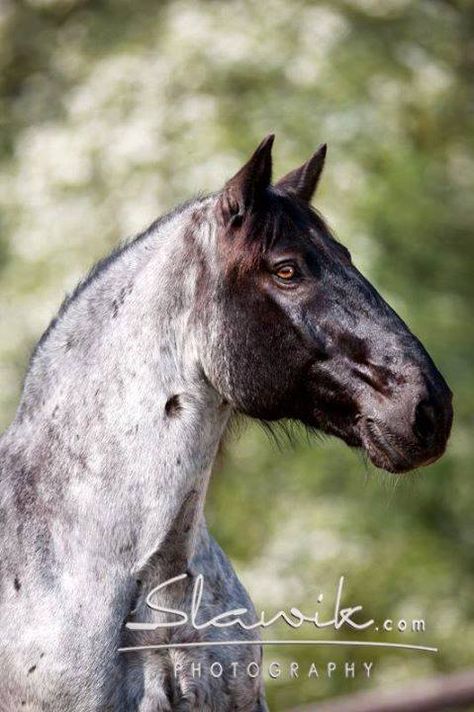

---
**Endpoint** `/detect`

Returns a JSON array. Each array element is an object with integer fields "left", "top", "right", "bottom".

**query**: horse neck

[{"left": 12, "top": 199, "right": 229, "bottom": 589}]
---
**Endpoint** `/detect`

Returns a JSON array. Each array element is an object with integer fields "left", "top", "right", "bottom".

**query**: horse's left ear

[
  {"left": 222, "top": 134, "right": 274, "bottom": 225},
  {"left": 275, "top": 143, "right": 327, "bottom": 203}
]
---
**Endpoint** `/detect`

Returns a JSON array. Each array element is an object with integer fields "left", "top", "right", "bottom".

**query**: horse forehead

[
  {"left": 268, "top": 221, "right": 347, "bottom": 266},
  {"left": 262, "top": 201, "right": 343, "bottom": 260}
]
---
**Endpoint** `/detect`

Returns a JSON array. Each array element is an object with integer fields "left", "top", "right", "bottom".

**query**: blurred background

[{"left": 0, "top": 0, "right": 473, "bottom": 708}]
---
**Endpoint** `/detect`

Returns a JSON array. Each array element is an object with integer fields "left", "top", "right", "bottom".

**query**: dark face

[{"left": 207, "top": 137, "right": 453, "bottom": 474}]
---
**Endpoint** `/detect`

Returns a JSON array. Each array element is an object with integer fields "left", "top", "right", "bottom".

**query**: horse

[{"left": 0, "top": 135, "right": 452, "bottom": 711}]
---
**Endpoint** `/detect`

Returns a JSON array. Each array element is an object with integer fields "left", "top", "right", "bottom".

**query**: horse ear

[
  {"left": 275, "top": 144, "right": 327, "bottom": 203},
  {"left": 222, "top": 134, "right": 274, "bottom": 223}
]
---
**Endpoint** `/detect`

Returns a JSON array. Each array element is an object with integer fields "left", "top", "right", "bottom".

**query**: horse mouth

[{"left": 359, "top": 418, "right": 418, "bottom": 474}]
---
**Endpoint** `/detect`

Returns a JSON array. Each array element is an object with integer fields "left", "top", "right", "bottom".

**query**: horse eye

[{"left": 275, "top": 264, "right": 296, "bottom": 281}]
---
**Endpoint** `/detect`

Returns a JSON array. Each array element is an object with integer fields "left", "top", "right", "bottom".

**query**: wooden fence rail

[{"left": 288, "top": 668, "right": 474, "bottom": 712}]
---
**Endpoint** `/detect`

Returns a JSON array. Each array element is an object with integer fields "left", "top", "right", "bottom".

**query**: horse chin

[
  {"left": 362, "top": 440, "right": 414, "bottom": 474},
  {"left": 359, "top": 418, "right": 430, "bottom": 474}
]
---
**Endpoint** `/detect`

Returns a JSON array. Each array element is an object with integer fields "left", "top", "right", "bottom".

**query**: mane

[{"left": 29, "top": 196, "right": 206, "bottom": 368}]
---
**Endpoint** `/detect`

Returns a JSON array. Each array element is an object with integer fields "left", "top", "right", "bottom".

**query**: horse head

[{"left": 199, "top": 136, "right": 452, "bottom": 473}]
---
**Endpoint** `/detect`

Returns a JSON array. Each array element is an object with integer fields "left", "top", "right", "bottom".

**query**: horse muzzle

[{"left": 358, "top": 378, "right": 453, "bottom": 474}]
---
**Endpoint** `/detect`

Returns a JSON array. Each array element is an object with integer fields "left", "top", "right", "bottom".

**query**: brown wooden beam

[{"left": 287, "top": 669, "right": 474, "bottom": 712}]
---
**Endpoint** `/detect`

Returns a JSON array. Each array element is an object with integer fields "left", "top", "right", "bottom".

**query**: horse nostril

[{"left": 414, "top": 399, "right": 437, "bottom": 446}]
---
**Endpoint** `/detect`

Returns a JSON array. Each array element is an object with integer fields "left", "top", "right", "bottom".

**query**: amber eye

[{"left": 275, "top": 264, "right": 296, "bottom": 281}]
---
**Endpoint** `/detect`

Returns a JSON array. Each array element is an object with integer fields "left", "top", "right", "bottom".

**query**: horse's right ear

[{"left": 222, "top": 134, "right": 274, "bottom": 226}]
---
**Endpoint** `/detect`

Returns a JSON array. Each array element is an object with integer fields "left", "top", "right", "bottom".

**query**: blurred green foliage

[{"left": 0, "top": 0, "right": 473, "bottom": 708}]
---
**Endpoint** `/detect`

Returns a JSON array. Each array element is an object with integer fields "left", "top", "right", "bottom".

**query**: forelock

[{"left": 218, "top": 188, "right": 335, "bottom": 276}]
